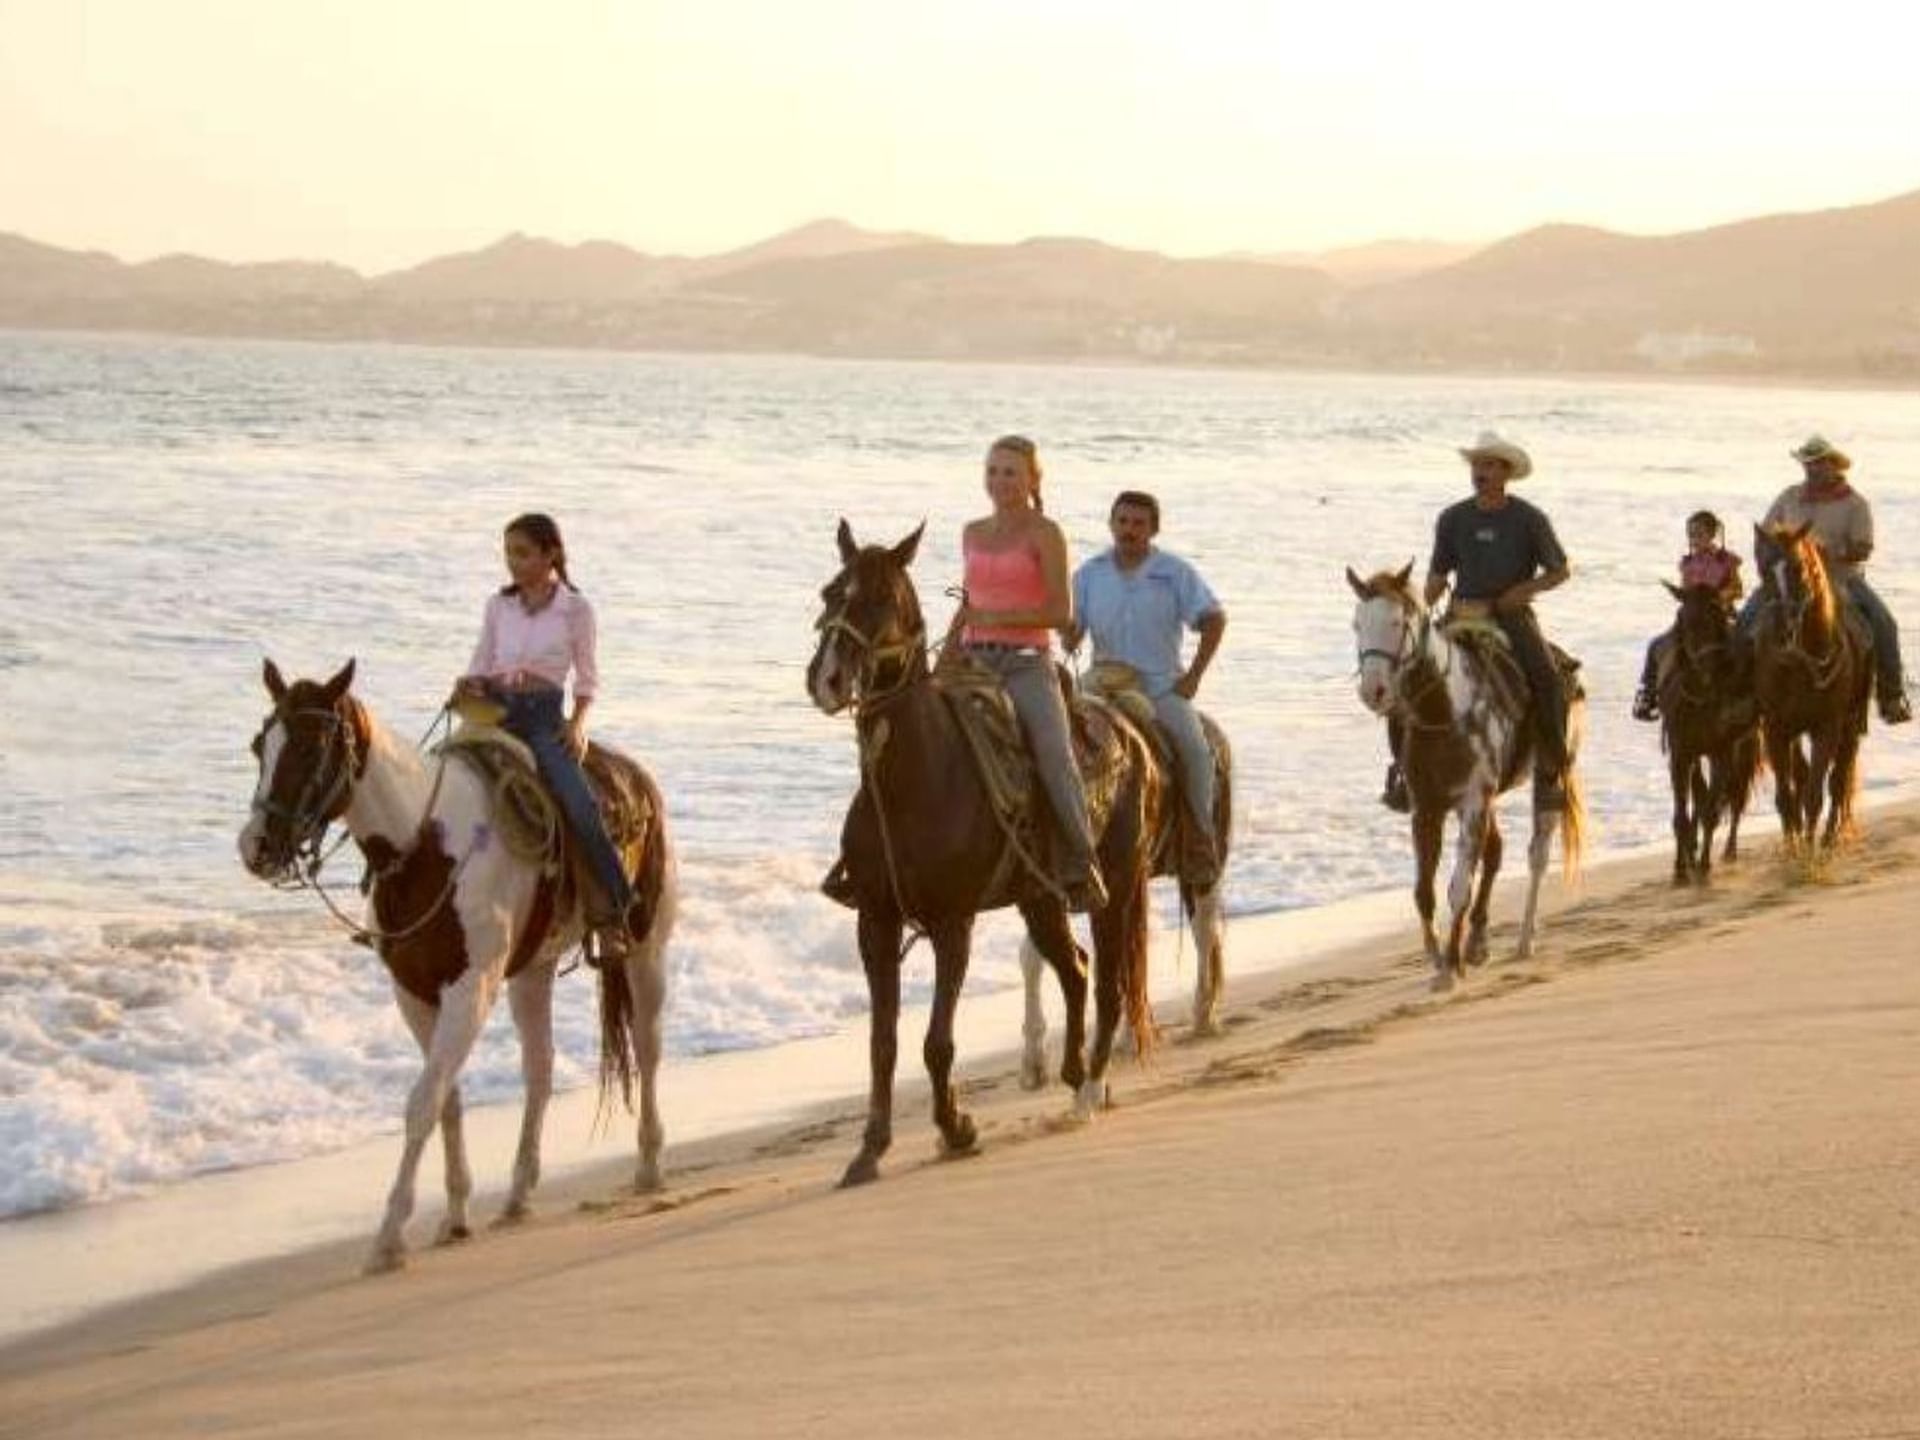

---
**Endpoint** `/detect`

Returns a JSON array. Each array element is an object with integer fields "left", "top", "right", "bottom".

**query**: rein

[
  {"left": 257, "top": 701, "right": 470, "bottom": 947},
  {"left": 1361, "top": 602, "right": 1455, "bottom": 732},
  {"left": 1766, "top": 566, "right": 1849, "bottom": 693}
]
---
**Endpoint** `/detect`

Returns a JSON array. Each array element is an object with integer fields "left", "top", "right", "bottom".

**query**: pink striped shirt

[{"left": 465, "top": 586, "right": 600, "bottom": 698}]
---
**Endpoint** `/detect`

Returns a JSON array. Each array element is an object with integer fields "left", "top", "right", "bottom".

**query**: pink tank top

[{"left": 963, "top": 542, "right": 1052, "bottom": 649}]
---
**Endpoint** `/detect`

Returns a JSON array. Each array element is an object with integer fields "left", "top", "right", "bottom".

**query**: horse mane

[{"left": 1763, "top": 522, "right": 1837, "bottom": 634}]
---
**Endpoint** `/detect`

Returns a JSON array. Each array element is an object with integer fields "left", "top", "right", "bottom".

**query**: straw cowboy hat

[
  {"left": 1457, "top": 431, "right": 1533, "bottom": 480},
  {"left": 1790, "top": 434, "right": 1852, "bottom": 470}
]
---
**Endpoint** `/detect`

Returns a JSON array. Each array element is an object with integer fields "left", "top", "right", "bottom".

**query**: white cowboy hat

[
  {"left": 1789, "top": 434, "right": 1852, "bottom": 470},
  {"left": 1457, "top": 431, "right": 1533, "bottom": 481}
]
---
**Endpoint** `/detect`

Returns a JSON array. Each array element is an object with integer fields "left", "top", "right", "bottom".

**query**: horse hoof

[
  {"left": 1072, "top": 1080, "right": 1108, "bottom": 1121},
  {"left": 940, "top": 1116, "right": 979, "bottom": 1157},
  {"left": 1430, "top": 970, "right": 1457, "bottom": 994},
  {"left": 1190, "top": 1016, "right": 1224, "bottom": 1040},
  {"left": 839, "top": 1153, "right": 881, "bottom": 1188},
  {"left": 363, "top": 1245, "right": 407, "bottom": 1276},
  {"left": 1019, "top": 1056, "right": 1049, "bottom": 1092},
  {"left": 634, "top": 1162, "right": 665, "bottom": 1195},
  {"left": 434, "top": 1221, "right": 472, "bottom": 1247},
  {"left": 490, "top": 1203, "right": 531, "bottom": 1230}
]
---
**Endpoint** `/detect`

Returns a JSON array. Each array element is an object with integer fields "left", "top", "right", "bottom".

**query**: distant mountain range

[{"left": 4, "top": 191, "right": 1918, "bottom": 380}]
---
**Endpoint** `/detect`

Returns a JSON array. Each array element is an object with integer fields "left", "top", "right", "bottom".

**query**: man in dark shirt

[{"left": 1382, "top": 432, "right": 1574, "bottom": 811}]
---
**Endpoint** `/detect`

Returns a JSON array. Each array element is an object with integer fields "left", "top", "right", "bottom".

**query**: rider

[
  {"left": 1068, "top": 489, "right": 1228, "bottom": 888},
  {"left": 1736, "top": 435, "right": 1910, "bottom": 725},
  {"left": 1383, "top": 432, "right": 1573, "bottom": 813},
  {"left": 957, "top": 435, "right": 1108, "bottom": 913},
  {"left": 457, "top": 512, "right": 635, "bottom": 962},
  {"left": 1632, "top": 510, "right": 1744, "bottom": 721}
]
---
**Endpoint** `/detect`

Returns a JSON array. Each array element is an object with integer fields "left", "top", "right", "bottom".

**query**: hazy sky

[{"left": 4, "top": 0, "right": 1918, "bottom": 272}]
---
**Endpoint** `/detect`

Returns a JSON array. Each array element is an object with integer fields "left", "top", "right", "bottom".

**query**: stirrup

[
  {"left": 1063, "top": 868, "right": 1109, "bottom": 915},
  {"left": 1631, "top": 690, "right": 1659, "bottom": 722},
  {"left": 1881, "top": 691, "right": 1913, "bottom": 725},
  {"left": 586, "top": 917, "right": 633, "bottom": 968},
  {"left": 819, "top": 857, "right": 859, "bottom": 909},
  {"left": 1380, "top": 765, "right": 1411, "bottom": 814}
]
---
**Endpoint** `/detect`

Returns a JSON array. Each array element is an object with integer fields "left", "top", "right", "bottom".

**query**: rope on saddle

[
  {"left": 930, "top": 651, "right": 1073, "bottom": 910},
  {"left": 437, "top": 730, "right": 564, "bottom": 870}
]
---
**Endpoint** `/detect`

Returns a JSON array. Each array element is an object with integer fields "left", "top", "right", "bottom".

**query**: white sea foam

[{"left": 2, "top": 332, "right": 1916, "bottom": 1218}]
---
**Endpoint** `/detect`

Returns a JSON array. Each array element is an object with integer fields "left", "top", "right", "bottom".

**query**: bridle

[
  {"left": 1358, "top": 596, "right": 1452, "bottom": 727},
  {"left": 1764, "top": 550, "right": 1848, "bottom": 692},
  {"left": 814, "top": 576, "right": 928, "bottom": 714},
  {"left": 249, "top": 699, "right": 365, "bottom": 883}
]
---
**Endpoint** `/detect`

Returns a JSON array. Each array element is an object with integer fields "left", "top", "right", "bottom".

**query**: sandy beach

[{"left": 3, "top": 807, "right": 1918, "bottom": 1438}]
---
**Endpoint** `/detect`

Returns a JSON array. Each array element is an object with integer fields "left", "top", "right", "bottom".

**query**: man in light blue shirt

[{"left": 1071, "top": 491, "right": 1228, "bottom": 883}]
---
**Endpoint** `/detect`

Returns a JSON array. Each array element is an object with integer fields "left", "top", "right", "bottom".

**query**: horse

[
  {"left": 1018, "top": 690, "right": 1233, "bottom": 1085},
  {"left": 1655, "top": 582, "right": 1763, "bottom": 885},
  {"left": 807, "top": 521, "right": 1160, "bottom": 1187},
  {"left": 237, "top": 659, "right": 675, "bottom": 1273},
  {"left": 1750, "top": 522, "right": 1872, "bottom": 854},
  {"left": 1347, "top": 564, "right": 1587, "bottom": 990}
]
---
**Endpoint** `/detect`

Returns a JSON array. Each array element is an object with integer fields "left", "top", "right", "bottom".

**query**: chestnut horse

[
  {"left": 808, "top": 522, "right": 1159, "bottom": 1186},
  {"left": 1348, "top": 565, "right": 1587, "bottom": 990},
  {"left": 1656, "top": 582, "right": 1762, "bottom": 885},
  {"left": 238, "top": 659, "right": 675, "bottom": 1272},
  {"left": 1750, "top": 522, "right": 1871, "bottom": 853}
]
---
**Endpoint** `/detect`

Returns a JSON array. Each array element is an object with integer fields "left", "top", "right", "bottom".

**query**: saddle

[
  {"left": 1080, "top": 660, "right": 1227, "bottom": 881},
  {"left": 932, "top": 648, "right": 1132, "bottom": 893},
  {"left": 1440, "top": 604, "right": 1585, "bottom": 715},
  {"left": 441, "top": 696, "right": 658, "bottom": 937}
]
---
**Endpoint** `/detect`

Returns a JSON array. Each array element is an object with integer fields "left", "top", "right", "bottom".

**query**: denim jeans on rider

[{"left": 498, "top": 686, "right": 634, "bottom": 919}]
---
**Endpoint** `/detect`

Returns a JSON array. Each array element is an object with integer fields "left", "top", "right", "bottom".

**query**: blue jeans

[
  {"left": 1739, "top": 578, "right": 1905, "bottom": 695},
  {"left": 497, "top": 687, "right": 633, "bottom": 918},
  {"left": 1150, "top": 690, "right": 1216, "bottom": 840}
]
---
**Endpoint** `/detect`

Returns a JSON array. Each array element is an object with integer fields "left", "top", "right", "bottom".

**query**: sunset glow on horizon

[{"left": 3, "top": 0, "right": 1918, "bottom": 270}]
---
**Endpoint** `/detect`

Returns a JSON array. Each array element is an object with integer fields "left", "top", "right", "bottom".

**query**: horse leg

[
  {"left": 393, "top": 987, "right": 474, "bottom": 1247},
  {"left": 841, "top": 906, "right": 903, "bottom": 1188},
  {"left": 922, "top": 915, "right": 979, "bottom": 1157},
  {"left": 1440, "top": 796, "right": 1489, "bottom": 988},
  {"left": 1516, "top": 797, "right": 1562, "bottom": 961},
  {"left": 370, "top": 968, "right": 496, "bottom": 1273},
  {"left": 1820, "top": 728, "right": 1857, "bottom": 852},
  {"left": 1689, "top": 758, "right": 1715, "bottom": 885},
  {"left": 1669, "top": 748, "right": 1696, "bottom": 886},
  {"left": 1411, "top": 808, "right": 1445, "bottom": 969},
  {"left": 1804, "top": 735, "right": 1836, "bottom": 854},
  {"left": 1464, "top": 811, "right": 1501, "bottom": 966},
  {"left": 1189, "top": 886, "right": 1227, "bottom": 1037},
  {"left": 1018, "top": 934, "right": 1049, "bottom": 1090},
  {"left": 624, "top": 919, "right": 671, "bottom": 1194},
  {"left": 1020, "top": 899, "right": 1088, "bottom": 1092},
  {"left": 1724, "top": 734, "right": 1756, "bottom": 862},
  {"left": 497, "top": 963, "right": 555, "bottom": 1225},
  {"left": 1768, "top": 728, "right": 1800, "bottom": 852}
]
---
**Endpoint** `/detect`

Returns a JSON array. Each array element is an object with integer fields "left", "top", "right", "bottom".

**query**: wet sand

[{"left": 4, "top": 806, "right": 1918, "bottom": 1438}]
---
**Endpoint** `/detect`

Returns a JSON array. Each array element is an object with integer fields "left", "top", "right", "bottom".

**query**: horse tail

[
  {"left": 597, "top": 775, "right": 674, "bottom": 1121},
  {"left": 1560, "top": 761, "right": 1587, "bottom": 887},
  {"left": 1121, "top": 735, "right": 1158, "bottom": 1061},
  {"left": 1121, "top": 842, "right": 1156, "bottom": 1061}
]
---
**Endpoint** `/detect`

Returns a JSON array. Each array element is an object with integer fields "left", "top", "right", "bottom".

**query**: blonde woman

[{"left": 956, "top": 436, "right": 1106, "bottom": 912}]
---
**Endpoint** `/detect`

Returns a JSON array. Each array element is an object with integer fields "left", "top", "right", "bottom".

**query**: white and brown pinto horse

[
  {"left": 1348, "top": 566, "right": 1587, "bottom": 989},
  {"left": 238, "top": 659, "right": 675, "bottom": 1273}
]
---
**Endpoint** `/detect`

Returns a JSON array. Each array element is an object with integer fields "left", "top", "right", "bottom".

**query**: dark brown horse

[
  {"left": 808, "top": 521, "right": 1160, "bottom": 1186},
  {"left": 1751, "top": 522, "right": 1871, "bottom": 854},
  {"left": 1657, "top": 582, "right": 1763, "bottom": 885}
]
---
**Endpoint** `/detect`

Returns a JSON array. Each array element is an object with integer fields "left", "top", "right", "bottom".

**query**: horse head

[
  {"left": 1346, "top": 561, "right": 1421, "bottom": 716},
  {"left": 1754, "top": 520, "right": 1835, "bottom": 644},
  {"left": 808, "top": 520, "right": 929, "bottom": 715},
  {"left": 1664, "top": 580, "right": 1736, "bottom": 677},
  {"left": 238, "top": 657, "right": 363, "bottom": 880}
]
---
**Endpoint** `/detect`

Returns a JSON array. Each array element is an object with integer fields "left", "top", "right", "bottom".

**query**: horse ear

[
  {"left": 836, "top": 518, "right": 858, "bottom": 565},
  {"left": 1394, "top": 560, "right": 1414, "bottom": 590},
  {"left": 1345, "top": 566, "right": 1371, "bottom": 600},
  {"left": 263, "top": 658, "right": 288, "bottom": 702},
  {"left": 320, "top": 658, "right": 357, "bottom": 704},
  {"left": 891, "top": 522, "right": 925, "bottom": 568},
  {"left": 1663, "top": 580, "right": 1686, "bottom": 602}
]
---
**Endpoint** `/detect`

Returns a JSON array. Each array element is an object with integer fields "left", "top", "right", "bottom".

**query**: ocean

[{"left": 3, "top": 329, "right": 1916, "bottom": 1220}]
